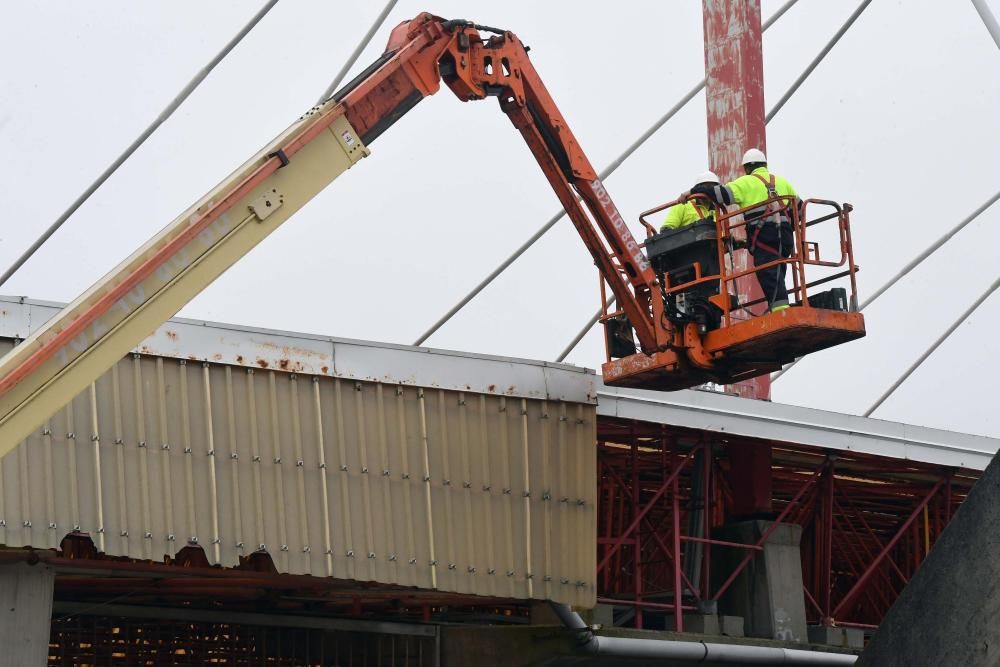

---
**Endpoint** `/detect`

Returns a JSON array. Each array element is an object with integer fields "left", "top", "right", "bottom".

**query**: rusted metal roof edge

[
  {"left": 0, "top": 296, "right": 596, "bottom": 404},
  {"left": 597, "top": 384, "right": 998, "bottom": 471}
]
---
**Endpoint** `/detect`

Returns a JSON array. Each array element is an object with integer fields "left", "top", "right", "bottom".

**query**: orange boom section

[
  {"left": 0, "top": 13, "right": 865, "bottom": 450},
  {"left": 331, "top": 13, "right": 864, "bottom": 390}
]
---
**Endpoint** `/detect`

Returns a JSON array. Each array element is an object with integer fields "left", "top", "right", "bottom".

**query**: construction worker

[
  {"left": 661, "top": 171, "right": 724, "bottom": 231},
  {"left": 725, "top": 148, "right": 799, "bottom": 312}
]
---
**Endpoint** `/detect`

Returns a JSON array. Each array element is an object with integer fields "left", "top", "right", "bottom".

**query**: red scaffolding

[
  {"left": 13, "top": 413, "right": 978, "bottom": 641},
  {"left": 596, "top": 416, "right": 975, "bottom": 632}
]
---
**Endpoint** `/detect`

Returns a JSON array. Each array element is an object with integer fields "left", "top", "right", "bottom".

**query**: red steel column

[
  {"left": 821, "top": 464, "right": 834, "bottom": 621},
  {"left": 632, "top": 434, "right": 643, "bottom": 628},
  {"left": 703, "top": 0, "right": 770, "bottom": 401},
  {"left": 704, "top": 0, "right": 772, "bottom": 516},
  {"left": 672, "top": 447, "right": 684, "bottom": 632},
  {"left": 726, "top": 440, "right": 773, "bottom": 515}
]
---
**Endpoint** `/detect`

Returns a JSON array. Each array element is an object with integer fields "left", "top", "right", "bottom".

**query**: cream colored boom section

[{"left": 0, "top": 108, "right": 369, "bottom": 454}]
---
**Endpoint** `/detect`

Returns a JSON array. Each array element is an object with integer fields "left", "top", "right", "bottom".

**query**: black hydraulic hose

[{"left": 440, "top": 19, "right": 508, "bottom": 35}]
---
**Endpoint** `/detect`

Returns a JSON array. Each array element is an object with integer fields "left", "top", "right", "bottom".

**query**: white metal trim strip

[
  {"left": 0, "top": 297, "right": 596, "bottom": 404},
  {"left": 597, "top": 385, "right": 998, "bottom": 470}
]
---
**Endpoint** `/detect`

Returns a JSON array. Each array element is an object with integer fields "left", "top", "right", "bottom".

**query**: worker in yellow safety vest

[
  {"left": 725, "top": 148, "right": 800, "bottom": 312},
  {"left": 662, "top": 171, "right": 724, "bottom": 231}
]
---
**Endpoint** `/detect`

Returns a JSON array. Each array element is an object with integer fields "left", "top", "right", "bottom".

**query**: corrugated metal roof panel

[{"left": 0, "top": 299, "right": 598, "bottom": 606}]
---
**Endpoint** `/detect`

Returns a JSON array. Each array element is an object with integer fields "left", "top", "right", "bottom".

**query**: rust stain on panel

[{"left": 256, "top": 341, "right": 330, "bottom": 361}]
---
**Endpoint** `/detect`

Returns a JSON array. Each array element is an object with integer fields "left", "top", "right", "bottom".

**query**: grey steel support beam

[
  {"left": 0, "top": 0, "right": 281, "bottom": 288},
  {"left": 770, "top": 0, "right": 1000, "bottom": 384},
  {"left": 765, "top": 0, "right": 872, "bottom": 123},
  {"left": 865, "top": 274, "right": 1000, "bottom": 416},
  {"left": 972, "top": 0, "right": 1000, "bottom": 51}
]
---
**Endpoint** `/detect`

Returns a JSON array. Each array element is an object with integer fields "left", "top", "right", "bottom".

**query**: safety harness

[{"left": 747, "top": 173, "right": 784, "bottom": 256}]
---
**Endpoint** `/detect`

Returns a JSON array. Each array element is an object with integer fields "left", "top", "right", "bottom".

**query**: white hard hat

[
  {"left": 742, "top": 148, "right": 767, "bottom": 165},
  {"left": 694, "top": 170, "right": 720, "bottom": 185}
]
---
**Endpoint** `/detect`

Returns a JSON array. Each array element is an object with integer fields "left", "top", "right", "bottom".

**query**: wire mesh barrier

[{"left": 48, "top": 615, "right": 437, "bottom": 667}]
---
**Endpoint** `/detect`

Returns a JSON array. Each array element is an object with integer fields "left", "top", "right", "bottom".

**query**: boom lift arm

[
  {"left": 0, "top": 13, "right": 864, "bottom": 455},
  {"left": 344, "top": 15, "right": 663, "bottom": 354}
]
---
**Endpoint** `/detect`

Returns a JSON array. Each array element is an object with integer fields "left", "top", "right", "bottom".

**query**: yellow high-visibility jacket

[
  {"left": 661, "top": 201, "right": 713, "bottom": 231},
  {"left": 727, "top": 167, "right": 797, "bottom": 214}
]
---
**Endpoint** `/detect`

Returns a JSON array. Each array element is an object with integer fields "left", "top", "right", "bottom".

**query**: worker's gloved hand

[{"left": 677, "top": 190, "right": 690, "bottom": 203}]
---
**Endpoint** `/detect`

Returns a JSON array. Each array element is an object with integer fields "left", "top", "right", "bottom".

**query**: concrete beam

[
  {"left": 0, "top": 563, "right": 54, "bottom": 667},
  {"left": 858, "top": 449, "right": 1000, "bottom": 665},
  {"left": 713, "top": 521, "right": 808, "bottom": 642}
]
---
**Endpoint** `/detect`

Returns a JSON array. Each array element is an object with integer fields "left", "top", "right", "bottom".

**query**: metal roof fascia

[
  {"left": 4, "top": 295, "right": 993, "bottom": 462},
  {"left": 597, "top": 385, "right": 998, "bottom": 471},
  {"left": 0, "top": 296, "right": 596, "bottom": 404}
]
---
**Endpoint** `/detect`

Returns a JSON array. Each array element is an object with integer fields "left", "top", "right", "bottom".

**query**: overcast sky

[{"left": 1, "top": 1, "right": 998, "bottom": 437}]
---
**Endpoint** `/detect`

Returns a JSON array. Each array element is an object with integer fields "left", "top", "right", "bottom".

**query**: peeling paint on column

[{"left": 703, "top": 0, "right": 770, "bottom": 399}]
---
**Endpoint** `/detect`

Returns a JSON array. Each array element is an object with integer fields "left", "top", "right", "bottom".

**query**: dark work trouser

[{"left": 750, "top": 221, "right": 794, "bottom": 310}]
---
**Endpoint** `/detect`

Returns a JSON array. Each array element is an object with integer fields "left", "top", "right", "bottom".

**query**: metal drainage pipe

[{"left": 548, "top": 603, "right": 857, "bottom": 665}]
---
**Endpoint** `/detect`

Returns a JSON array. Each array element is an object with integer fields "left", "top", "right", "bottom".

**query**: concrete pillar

[
  {"left": 713, "top": 521, "right": 807, "bottom": 643},
  {"left": 858, "top": 452, "right": 1000, "bottom": 666},
  {"left": 809, "top": 625, "right": 864, "bottom": 649},
  {"left": 0, "top": 563, "right": 54, "bottom": 667}
]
